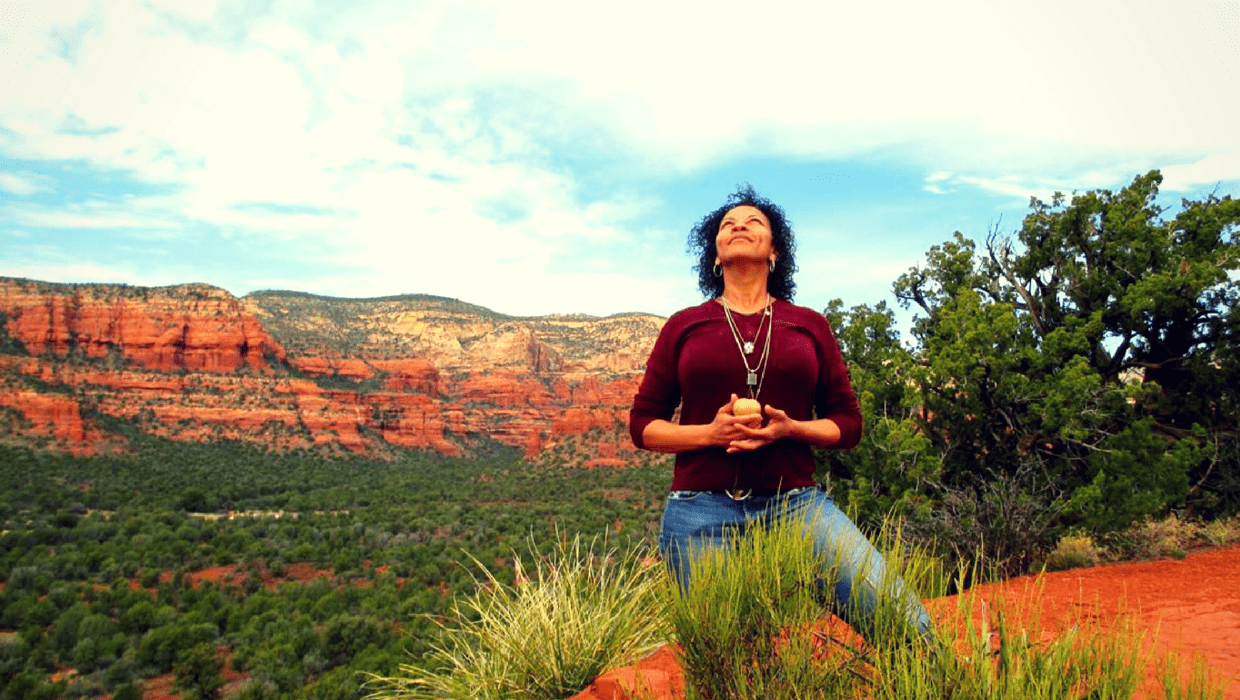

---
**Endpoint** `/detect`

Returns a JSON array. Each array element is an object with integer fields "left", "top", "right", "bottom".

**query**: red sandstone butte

[{"left": 0, "top": 278, "right": 662, "bottom": 460}]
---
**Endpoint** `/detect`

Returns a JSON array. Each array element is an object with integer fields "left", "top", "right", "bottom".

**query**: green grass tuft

[{"left": 364, "top": 533, "right": 667, "bottom": 700}]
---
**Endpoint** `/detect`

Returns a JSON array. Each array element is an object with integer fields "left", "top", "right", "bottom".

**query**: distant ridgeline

[{"left": 0, "top": 277, "right": 666, "bottom": 463}]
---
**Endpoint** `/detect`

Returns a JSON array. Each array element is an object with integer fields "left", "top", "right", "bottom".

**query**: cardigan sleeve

[
  {"left": 628, "top": 314, "right": 683, "bottom": 450},
  {"left": 812, "top": 313, "right": 864, "bottom": 450}
]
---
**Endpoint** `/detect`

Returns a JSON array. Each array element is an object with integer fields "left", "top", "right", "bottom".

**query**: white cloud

[
  {"left": 4, "top": 198, "right": 174, "bottom": 230},
  {"left": 0, "top": 172, "right": 50, "bottom": 196},
  {"left": 0, "top": 0, "right": 1236, "bottom": 316},
  {"left": 1161, "top": 151, "right": 1240, "bottom": 192},
  {"left": 0, "top": 258, "right": 193, "bottom": 289},
  {"left": 1, "top": 261, "right": 133, "bottom": 284},
  {"left": 13, "top": 0, "right": 1234, "bottom": 183}
]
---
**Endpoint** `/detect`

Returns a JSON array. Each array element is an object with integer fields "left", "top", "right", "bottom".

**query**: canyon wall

[{"left": 0, "top": 278, "right": 665, "bottom": 463}]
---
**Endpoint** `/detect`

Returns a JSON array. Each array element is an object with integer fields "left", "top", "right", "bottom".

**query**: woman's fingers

[{"left": 726, "top": 436, "right": 772, "bottom": 453}]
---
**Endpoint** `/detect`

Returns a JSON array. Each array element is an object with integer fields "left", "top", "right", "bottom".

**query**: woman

[{"left": 628, "top": 185, "right": 931, "bottom": 641}]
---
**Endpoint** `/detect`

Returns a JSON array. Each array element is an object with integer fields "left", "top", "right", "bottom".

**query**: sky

[{"left": 2, "top": 0, "right": 1238, "bottom": 333}]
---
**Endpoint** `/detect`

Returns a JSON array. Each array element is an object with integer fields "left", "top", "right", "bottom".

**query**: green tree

[
  {"left": 988, "top": 172, "right": 1240, "bottom": 514},
  {"left": 884, "top": 171, "right": 1238, "bottom": 565},
  {"left": 174, "top": 643, "right": 225, "bottom": 700},
  {"left": 821, "top": 300, "right": 938, "bottom": 523},
  {"left": 111, "top": 683, "right": 142, "bottom": 700}
]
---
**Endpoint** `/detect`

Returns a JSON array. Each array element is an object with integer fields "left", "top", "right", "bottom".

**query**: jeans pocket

[{"left": 667, "top": 490, "right": 706, "bottom": 502}]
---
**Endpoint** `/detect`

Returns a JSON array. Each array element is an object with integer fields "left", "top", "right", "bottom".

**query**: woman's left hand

[{"left": 726, "top": 404, "right": 794, "bottom": 453}]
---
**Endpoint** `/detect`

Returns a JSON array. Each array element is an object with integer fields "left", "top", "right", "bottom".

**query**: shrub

[
  {"left": 1111, "top": 514, "right": 1198, "bottom": 561},
  {"left": 1200, "top": 517, "right": 1240, "bottom": 547},
  {"left": 1045, "top": 533, "right": 1104, "bottom": 572},
  {"left": 365, "top": 534, "right": 666, "bottom": 700},
  {"left": 666, "top": 519, "right": 867, "bottom": 700},
  {"left": 665, "top": 514, "right": 943, "bottom": 700}
]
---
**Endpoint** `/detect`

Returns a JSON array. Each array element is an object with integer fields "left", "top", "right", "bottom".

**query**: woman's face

[{"left": 715, "top": 205, "right": 776, "bottom": 267}]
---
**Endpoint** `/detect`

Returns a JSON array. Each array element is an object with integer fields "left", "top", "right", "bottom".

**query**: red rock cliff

[{"left": 0, "top": 279, "right": 665, "bottom": 462}]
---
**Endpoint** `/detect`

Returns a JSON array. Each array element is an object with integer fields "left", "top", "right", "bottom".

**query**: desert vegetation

[
  {"left": 2, "top": 433, "right": 1234, "bottom": 699},
  {"left": 0, "top": 438, "right": 668, "bottom": 699}
]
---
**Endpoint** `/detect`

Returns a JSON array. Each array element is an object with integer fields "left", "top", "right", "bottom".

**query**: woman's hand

[
  {"left": 708, "top": 394, "right": 763, "bottom": 447},
  {"left": 726, "top": 404, "right": 791, "bottom": 453},
  {"left": 726, "top": 405, "right": 843, "bottom": 453},
  {"left": 638, "top": 394, "right": 765, "bottom": 454}
]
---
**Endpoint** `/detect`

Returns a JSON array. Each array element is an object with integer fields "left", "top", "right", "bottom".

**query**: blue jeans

[{"left": 659, "top": 485, "right": 932, "bottom": 641}]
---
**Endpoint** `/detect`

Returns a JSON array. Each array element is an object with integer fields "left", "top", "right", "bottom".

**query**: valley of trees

[
  {"left": 0, "top": 437, "right": 670, "bottom": 699},
  {"left": 0, "top": 170, "right": 1236, "bottom": 699}
]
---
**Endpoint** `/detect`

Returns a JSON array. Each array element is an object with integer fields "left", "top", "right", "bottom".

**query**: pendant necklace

[{"left": 721, "top": 295, "right": 774, "bottom": 398}]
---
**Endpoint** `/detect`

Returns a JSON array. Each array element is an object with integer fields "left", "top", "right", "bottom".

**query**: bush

[
  {"left": 665, "top": 516, "right": 941, "bottom": 700},
  {"left": 365, "top": 534, "right": 666, "bottom": 700},
  {"left": 1045, "top": 533, "right": 1104, "bottom": 572},
  {"left": 174, "top": 643, "right": 225, "bottom": 700},
  {"left": 1110, "top": 514, "right": 1198, "bottom": 561},
  {"left": 1201, "top": 516, "right": 1240, "bottom": 547}
]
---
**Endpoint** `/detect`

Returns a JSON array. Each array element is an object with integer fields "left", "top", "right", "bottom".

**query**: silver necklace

[
  {"left": 722, "top": 294, "right": 770, "bottom": 353},
  {"left": 721, "top": 295, "right": 773, "bottom": 398}
]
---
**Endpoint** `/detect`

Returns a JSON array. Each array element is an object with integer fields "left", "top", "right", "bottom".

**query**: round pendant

[{"left": 743, "top": 341, "right": 755, "bottom": 354}]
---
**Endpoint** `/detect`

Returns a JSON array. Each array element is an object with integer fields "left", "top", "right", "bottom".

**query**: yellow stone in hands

[{"left": 733, "top": 398, "right": 761, "bottom": 416}]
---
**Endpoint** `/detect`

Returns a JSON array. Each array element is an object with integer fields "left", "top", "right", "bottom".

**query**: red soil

[
  {"left": 573, "top": 544, "right": 1240, "bottom": 700},
  {"left": 140, "top": 660, "right": 247, "bottom": 700},
  {"left": 130, "top": 560, "right": 345, "bottom": 594}
]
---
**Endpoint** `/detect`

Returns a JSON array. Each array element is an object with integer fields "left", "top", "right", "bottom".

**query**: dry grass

[
  {"left": 1045, "top": 533, "right": 1105, "bottom": 572},
  {"left": 1091, "top": 513, "right": 1240, "bottom": 565},
  {"left": 1200, "top": 516, "right": 1240, "bottom": 547}
]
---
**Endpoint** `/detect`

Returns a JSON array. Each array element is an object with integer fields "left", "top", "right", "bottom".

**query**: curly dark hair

[{"left": 689, "top": 184, "right": 798, "bottom": 300}]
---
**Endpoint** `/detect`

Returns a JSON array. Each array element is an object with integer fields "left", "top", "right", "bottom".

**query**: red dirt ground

[{"left": 573, "top": 544, "right": 1240, "bottom": 700}]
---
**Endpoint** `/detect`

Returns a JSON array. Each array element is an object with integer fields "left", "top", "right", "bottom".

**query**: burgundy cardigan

[{"left": 629, "top": 299, "right": 862, "bottom": 492}]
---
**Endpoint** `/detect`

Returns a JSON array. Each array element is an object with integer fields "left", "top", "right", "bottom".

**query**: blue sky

[{"left": 2, "top": 0, "right": 1238, "bottom": 334}]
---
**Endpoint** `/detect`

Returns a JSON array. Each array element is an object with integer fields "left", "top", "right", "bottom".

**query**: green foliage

[
  {"left": 0, "top": 438, "right": 669, "bottom": 699},
  {"left": 174, "top": 643, "right": 226, "bottom": 700},
  {"left": 365, "top": 534, "right": 667, "bottom": 700},
  {"left": 665, "top": 517, "right": 873, "bottom": 700},
  {"left": 0, "top": 311, "right": 29, "bottom": 355},
  {"left": 825, "top": 170, "right": 1239, "bottom": 573},
  {"left": 661, "top": 516, "right": 1200, "bottom": 700},
  {"left": 1044, "top": 533, "right": 1104, "bottom": 572},
  {"left": 876, "top": 596, "right": 1148, "bottom": 700},
  {"left": 1159, "top": 650, "right": 1230, "bottom": 700},
  {"left": 821, "top": 300, "right": 939, "bottom": 522}
]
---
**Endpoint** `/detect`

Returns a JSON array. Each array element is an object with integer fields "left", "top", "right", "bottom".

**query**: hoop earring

[
  {"left": 713, "top": 263, "right": 722, "bottom": 277},
  {"left": 769, "top": 259, "right": 776, "bottom": 273}
]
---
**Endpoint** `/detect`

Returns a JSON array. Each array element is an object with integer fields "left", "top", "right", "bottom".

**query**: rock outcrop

[{"left": 0, "top": 278, "right": 665, "bottom": 461}]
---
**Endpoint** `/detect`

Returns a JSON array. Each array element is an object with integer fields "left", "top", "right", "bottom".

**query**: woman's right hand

[
  {"left": 638, "top": 394, "right": 764, "bottom": 453},
  {"left": 707, "top": 394, "right": 763, "bottom": 447}
]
